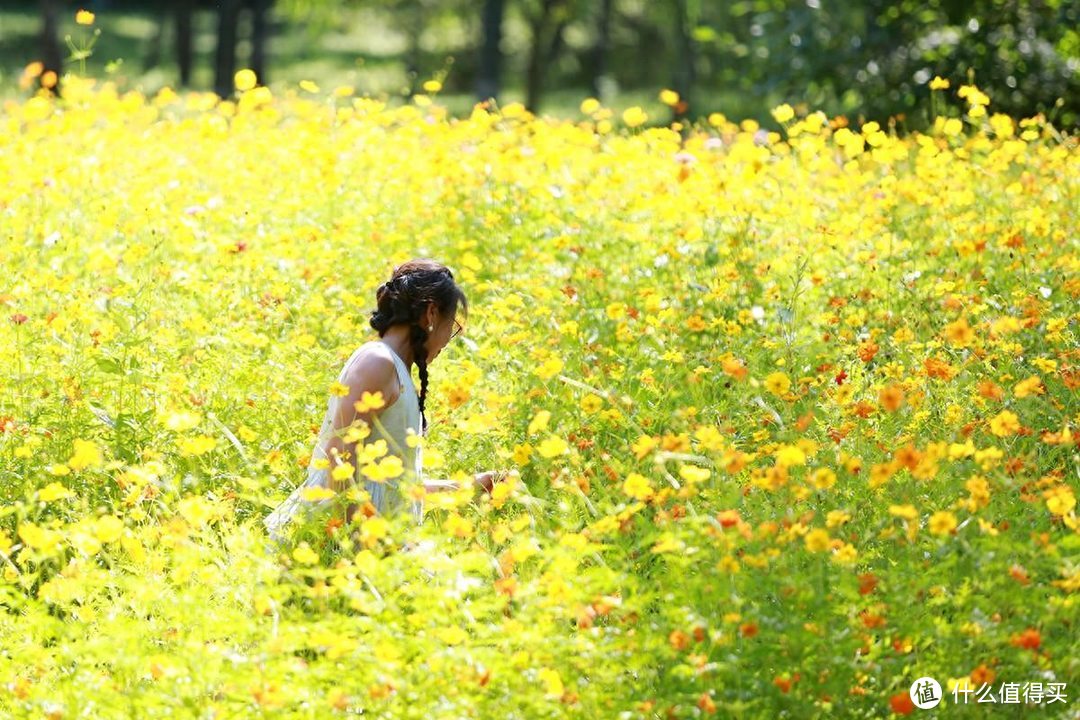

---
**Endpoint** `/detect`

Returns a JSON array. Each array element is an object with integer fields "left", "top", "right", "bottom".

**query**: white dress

[{"left": 263, "top": 339, "right": 425, "bottom": 546}]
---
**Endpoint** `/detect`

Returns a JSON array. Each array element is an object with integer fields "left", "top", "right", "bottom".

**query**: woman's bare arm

[{"left": 320, "top": 352, "right": 400, "bottom": 523}]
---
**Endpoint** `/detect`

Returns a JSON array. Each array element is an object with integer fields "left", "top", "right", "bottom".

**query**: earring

[{"left": 428, "top": 324, "right": 434, "bottom": 332}]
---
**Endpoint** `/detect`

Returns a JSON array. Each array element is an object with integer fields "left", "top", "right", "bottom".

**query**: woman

[{"left": 264, "top": 258, "right": 507, "bottom": 550}]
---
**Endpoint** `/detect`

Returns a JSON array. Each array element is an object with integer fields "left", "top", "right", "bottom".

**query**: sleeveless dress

[{"left": 263, "top": 339, "right": 425, "bottom": 546}]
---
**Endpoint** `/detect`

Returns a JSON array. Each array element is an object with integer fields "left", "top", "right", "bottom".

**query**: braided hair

[{"left": 369, "top": 259, "right": 467, "bottom": 435}]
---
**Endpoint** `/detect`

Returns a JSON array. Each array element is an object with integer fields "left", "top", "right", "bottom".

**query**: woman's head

[{"left": 369, "top": 258, "right": 467, "bottom": 431}]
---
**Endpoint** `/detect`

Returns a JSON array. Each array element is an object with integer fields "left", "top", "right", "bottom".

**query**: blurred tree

[
  {"left": 587, "top": 0, "right": 614, "bottom": 100},
  {"left": 175, "top": 0, "right": 196, "bottom": 87},
  {"left": 477, "top": 0, "right": 506, "bottom": 102},
  {"left": 38, "top": 0, "right": 63, "bottom": 94},
  {"left": 251, "top": 0, "right": 272, "bottom": 83},
  {"left": 214, "top": 0, "right": 243, "bottom": 97},
  {"left": 670, "top": 0, "right": 698, "bottom": 122}
]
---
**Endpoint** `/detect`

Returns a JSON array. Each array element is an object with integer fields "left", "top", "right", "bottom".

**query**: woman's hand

[{"left": 474, "top": 469, "right": 511, "bottom": 494}]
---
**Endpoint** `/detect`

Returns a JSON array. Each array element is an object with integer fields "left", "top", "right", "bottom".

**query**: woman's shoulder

[{"left": 345, "top": 341, "right": 404, "bottom": 394}]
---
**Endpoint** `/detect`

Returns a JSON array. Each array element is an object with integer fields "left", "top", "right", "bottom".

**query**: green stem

[{"left": 14, "top": 323, "right": 24, "bottom": 416}]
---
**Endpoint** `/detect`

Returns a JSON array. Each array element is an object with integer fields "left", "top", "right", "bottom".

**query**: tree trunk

[
  {"left": 476, "top": 0, "right": 505, "bottom": 103},
  {"left": 524, "top": 0, "right": 568, "bottom": 114},
  {"left": 214, "top": 0, "right": 243, "bottom": 98},
  {"left": 251, "top": 0, "right": 271, "bottom": 85},
  {"left": 144, "top": 11, "right": 166, "bottom": 72},
  {"left": 176, "top": 0, "right": 195, "bottom": 87},
  {"left": 404, "top": 5, "right": 422, "bottom": 97},
  {"left": 589, "top": 0, "right": 614, "bottom": 99},
  {"left": 39, "top": 0, "right": 63, "bottom": 94},
  {"left": 671, "top": 0, "right": 696, "bottom": 122}
]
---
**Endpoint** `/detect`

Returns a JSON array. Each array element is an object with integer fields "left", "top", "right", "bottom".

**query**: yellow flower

[
  {"left": 651, "top": 532, "right": 685, "bottom": 554},
  {"left": 622, "top": 472, "right": 654, "bottom": 501},
  {"left": 528, "top": 410, "right": 552, "bottom": 434},
  {"left": 537, "top": 435, "right": 569, "bottom": 458},
  {"left": 437, "top": 625, "right": 468, "bottom": 646},
  {"left": 535, "top": 356, "right": 564, "bottom": 381},
  {"left": 93, "top": 515, "right": 124, "bottom": 544},
  {"left": 774, "top": 444, "right": 806, "bottom": 468},
  {"left": 234, "top": 69, "right": 258, "bottom": 92},
  {"left": 764, "top": 372, "right": 791, "bottom": 397},
  {"left": 538, "top": 667, "right": 564, "bottom": 698},
  {"left": 826, "top": 510, "right": 851, "bottom": 528},
  {"left": 888, "top": 504, "right": 918, "bottom": 520},
  {"left": 68, "top": 438, "right": 104, "bottom": 471},
  {"left": 1045, "top": 486, "right": 1075, "bottom": 517},
  {"left": 330, "top": 461, "right": 355, "bottom": 483},
  {"left": 804, "top": 528, "right": 831, "bottom": 553},
  {"left": 988, "top": 410, "right": 1021, "bottom": 437},
  {"left": 512, "top": 442, "right": 534, "bottom": 465},
  {"left": 928, "top": 510, "right": 958, "bottom": 537},
  {"left": 177, "top": 435, "right": 217, "bottom": 457},
  {"left": 631, "top": 434, "right": 659, "bottom": 459},
  {"left": 292, "top": 543, "right": 319, "bottom": 565},
  {"left": 809, "top": 467, "right": 836, "bottom": 490},
  {"left": 679, "top": 465, "right": 711, "bottom": 484},
  {"left": 75, "top": 9, "right": 95, "bottom": 25},
  {"left": 301, "top": 486, "right": 337, "bottom": 502},
  {"left": 659, "top": 89, "right": 680, "bottom": 106},
  {"left": 771, "top": 103, "right": 795, "bottom": 124},
  {"left": 299, "top": 80, "right": 319, "bottom": 93},
  {"left": 929, "top": 76, "right": 950, "bottom": 90},
  {"left": 360, "top": 516, "right": 389, "bottom": 547},
  {"left": 361, "top": 455, "right": 402, "bottom": 483},
  {"left": 178, "top": 496, "right": 217, "bottom": 527},
  {"left": 38, "top": 482, "right": 73, "bottom": 502},
  {"left": 163, "top": 410, "right": 202, "bottom": 431},
  {"left": 1012, "top": 376, "right": 1044, "bottom": 399},
  {"left": 580, "top": 394, "right": 603, "bottom": 414},
  {"left": 354, "top": 391, "right": 386, "bottom": 412},
  {"left": 422, "top": 79, "right": 442, "bottom": 93},
  {"left": 832, "top": 543, "right": 858, "bottom": 564},
  {"left": 580, "top": 98, "right": 600, "bottom": 114},
  {"left": 622, "top": 106, "right": 648, "bottom": 128},
  {"left": 18, "top": 523, "right": 62, "bottom": 554},
  {"left": 444, "top": 513, "right": 474, "bottom": 539}
]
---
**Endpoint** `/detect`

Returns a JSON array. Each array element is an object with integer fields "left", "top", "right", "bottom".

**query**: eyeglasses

[{"left": 450, "top": 319, "right": 464, "bottom": 339}]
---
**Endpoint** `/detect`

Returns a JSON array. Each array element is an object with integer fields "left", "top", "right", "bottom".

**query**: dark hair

[{"left": 369, "top": 258, "right": 467, "bottom": 434}]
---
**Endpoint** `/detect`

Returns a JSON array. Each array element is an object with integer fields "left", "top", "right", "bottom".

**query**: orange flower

[
  {"left": 924, "top": 356, "right": 957, "bottom": 380},
  {"left": 739, "top": 622, "right": 758, "bottom": 638},
  {"left": 716, "top": 509, "right": 741, "bottom": 529},
  {"left": 879, "top": 384, "right": 905, "bottom": 412},
  {"left": 890, "top": 692, "right": 915, "bottom": 714},
  {"left": 851, "top": 400, "right": 876, "bottom": 418},
  {"left": 893, "top": 444, "right": 922, "bottom": 470},
  {"left": 697, "top": 693, "right": 716, "bottom": 714},
  {"left": 669, "top": 630, "right": 690, "bottom": 650},
  {"left": 857, "top": 341, "right": 879, "bottom": 363},
  {"left": 977, "top": 380, "right": 1004, "bottom": 400},
  {"left": 1010, "top": 628, "right": 1041, "bottom": 650},
  {"left": 1008, "top": 564, "right": 1030, "bottom": 585},
  {"left": 970, "top": 663, "right": 996, "bottom": 686},
  {"left": 943, "top": 317, "right": 976, "bottom": 347},
  {"left": 722, "top": 357, "right": 748, "bottom": 380}
]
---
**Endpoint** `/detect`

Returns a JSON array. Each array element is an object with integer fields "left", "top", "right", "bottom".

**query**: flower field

[{"left": 0, "top": 76, "right": 1077, "bottom": 718}]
